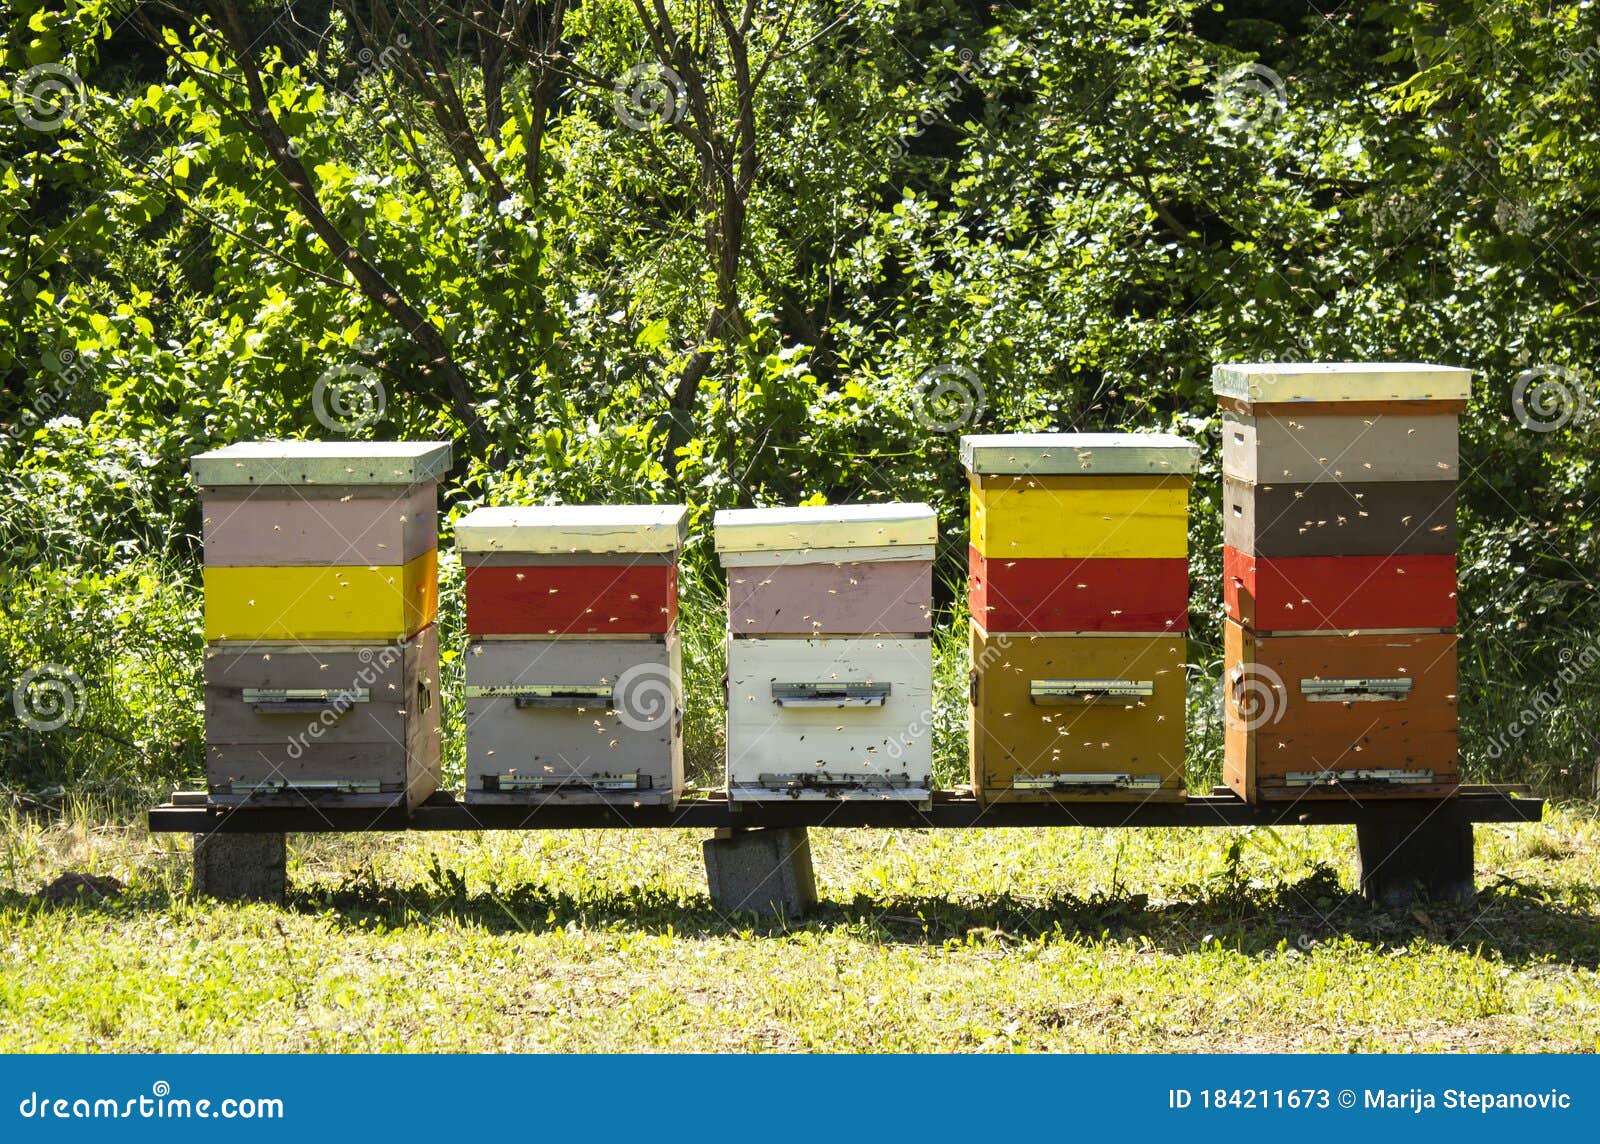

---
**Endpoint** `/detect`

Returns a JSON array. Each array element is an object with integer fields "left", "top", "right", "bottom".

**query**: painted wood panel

[
  {"left": 970, "top": 630, "right": 1186, "bottom": 803},
  {"left": 1224, "top": 547, "right": 1457, "bottom": 632},
  {"left": 960, "top": 432, "right": 1200, "bottom": 476},
  {"left": 203, "top": 549, "right": 438, "bottom": 641},
  {"left": 1212, "top": 362, "right": 1472, "bottom": 404},
  {"left": 1217, "top": 397, "right": 1467, "bottom": 417},
  {"left": 466, "top": 563, "right": 678, "bottom": 636},
  {"left": 1223, "top": 477, "right": 1457, "bottom": 557},
  {"left": 1222, "top": 410, "right": 1459, "bottom": 484},
  {"left": 205, "top": 625, "right": 440, "bottom": 809},
  {"left": 455, "top": 505, "right": 688, "bottom": 555},
  {"left": 191, "top": 441, "right": 451, "bottom": 487},
  {"left": 727, "top": 559, "right": 932, "bottom": 636},
  {"left": 968, "top": 549, "right": 1189, "bottom": 634},
  {"left": 1223, "top": 621, "right": 1459, "bottom": 801},
  {"left": 725, "top": 636, "right": 932, "bottom": 800},
  {"left": 464, "top": 635, "right": 682, "bottom": 806},
  {"left": 718, "top": 544, "right": 935, "bottom": 568},
  {"left": 201, "top": 484, "right": 436, "bottom": 566},
  {"left": 970, "top": 476, "right": 1189, "bottom": 559},
  {"left": 714, "top": 504, "right": 936, "bottom": 555}
]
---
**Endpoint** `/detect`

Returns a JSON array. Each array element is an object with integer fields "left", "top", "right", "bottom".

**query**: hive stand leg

[
  {"left": 1356, "top": 816, "right": 1475, "bottom": 907},
  {"left": 193, "top": 832, "right": 287, "bottom": 904},
  {"left": 703, "top": 827, "right": 817, "bottom": 919}
]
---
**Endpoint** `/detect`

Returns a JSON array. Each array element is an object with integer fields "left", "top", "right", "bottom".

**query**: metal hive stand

[{"left": 149, "top": 784, "right": 1543, "bottom": 917}]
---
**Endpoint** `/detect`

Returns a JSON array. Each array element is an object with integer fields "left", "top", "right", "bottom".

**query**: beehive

[
  {"left": 1214, "top": 362, "right": 1469, "bottom": 801},
  {"left": 192, "top": 441, "right": 451, "bottom": 808},
  {"left": 456, "top": 504, "right": 688, "bottom": 806},
  {"left": 961, "top": 433, "right": 1200, "bottom": 802},
  {"left": 714, "top": 504, "right": 937, "bottom": 803}
]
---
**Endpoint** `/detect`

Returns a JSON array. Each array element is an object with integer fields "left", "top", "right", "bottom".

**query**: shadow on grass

[{"left": 267, "top": 861, "right": 1600, "bottom": 968}]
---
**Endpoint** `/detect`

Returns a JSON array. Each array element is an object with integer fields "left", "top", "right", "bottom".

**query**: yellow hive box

[
  {"left": 969, "top": 475, "right": 1189, "bottom": 560},
  {"left": 204, "top": 549, "right": 438, "bottom": 641},
  {"left": 969, "top": 628, "right": 1187, "bottom": 803}
]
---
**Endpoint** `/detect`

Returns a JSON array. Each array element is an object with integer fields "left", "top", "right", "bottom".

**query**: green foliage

[{"left": 2, "top": 0, "right": 1598, "bottom": 797}]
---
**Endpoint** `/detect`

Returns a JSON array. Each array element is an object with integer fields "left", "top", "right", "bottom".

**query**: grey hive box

[
  {"left": 463, "top": 634, "right": 683, "bottom": 806},
  {"left": 203, "top": 624, "right": 441, "bottom": 810},
  {"left": 713, "top": 503, "right": 936, "bottom": 637}
]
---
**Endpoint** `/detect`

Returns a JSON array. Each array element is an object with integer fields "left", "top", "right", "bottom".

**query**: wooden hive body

[
  {"left": 1222, "top": 622, "right": 1459, "bottom": 800},
  {"left": 463, "top": 634, "right": 683, "bottom": 806},
  {"left": 969, "top": 630, "right": 1186, "bottom": 803},
  {"left": 203, "top": 624, "right": 441, "bottom": 809},
  {"left": 457, "top": 504, "right": 688, "bottom": 638},
  {"left": 724, "top": 636, "right": 933, "bottom": 802}
]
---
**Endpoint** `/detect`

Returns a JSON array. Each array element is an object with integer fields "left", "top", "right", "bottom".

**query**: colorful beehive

[
  {"left": 457, "top": 505, "right": 688, "bottom": 806},
  {"left": 961, "top": 433, "right": 1201, "bottom": 802},
  {"left": 714, "top": 504, "right": 936, "bottom": 803},
  {"left": 193, "top": 440, "right": 451, "bottom": 808},
  {"left": 1214, "top": 362, "right": 1470, "bottom": 801}
]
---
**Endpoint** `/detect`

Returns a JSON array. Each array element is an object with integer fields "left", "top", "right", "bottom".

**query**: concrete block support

[
  {"left": 703, "top": 827, "right": 817, "bottom": 918},
  {"left": 193, "top": 832, "right": 287, "bottom": 903}
]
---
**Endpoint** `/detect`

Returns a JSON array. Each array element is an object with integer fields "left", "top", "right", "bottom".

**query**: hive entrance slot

[
  {"left": 1299, "top": 677, "right": 1413, "bottom": 702},
  {"left": 465, "top": 684, "right": 616, "bottom": 708},
  {"left": 1029, "top": 679, "right": 1153, "bottom": 705},
  {"left": 1284, "top": 769, "right": 1435, "bottom": 787},
  {"left": 770, "top": 682, "right": 891, "bottom": 707},
  {"left": 1011, "top": 772, "right": 1162, "bottom": 791},
  {"left": 217, "top": 779, "right": 388, "bottom": 797},
  {"left": 242, "top": 687, "right": 370, "bottom": 714},
  {"left": 485, "top": 773, "right": 649, "bottom": 793}
]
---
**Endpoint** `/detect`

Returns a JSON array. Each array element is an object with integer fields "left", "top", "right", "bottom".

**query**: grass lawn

[{"left": 2, "top": 800, "right": 1597, "bottom": 1053}]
